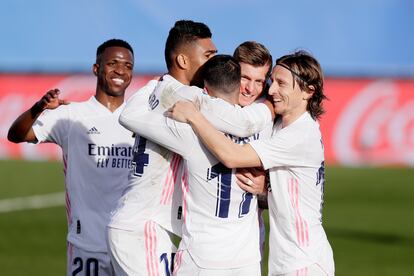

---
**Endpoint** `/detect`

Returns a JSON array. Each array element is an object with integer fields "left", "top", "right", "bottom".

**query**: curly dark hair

[{"left": 96, "top": 39, "right": 133, "bottom": 64}]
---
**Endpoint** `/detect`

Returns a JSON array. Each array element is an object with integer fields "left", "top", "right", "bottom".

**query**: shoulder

[
  {"left": 177, "top": 85, "right": 204, "bottom": 95},
  {"left": 47, "top": 98, "right": 97, "bottom": 120},
  {"left": 39, "top": 101, "right": 74, "bottom": 119},
  {"left": 273, "top": 114, "right": 318, "bottom": 147},
  {"left": 302, "top": 113, "right": 322, "bottom": 138},
  {"left": 292, "top": 112, "right": 320, "bottom": 133}
]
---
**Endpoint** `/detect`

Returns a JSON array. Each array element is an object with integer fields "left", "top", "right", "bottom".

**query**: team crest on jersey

[{"left": 87, "top": 126, "right": 100, "bottom": 134}]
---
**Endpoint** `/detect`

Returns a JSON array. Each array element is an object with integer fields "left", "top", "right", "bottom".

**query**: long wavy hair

[{"left": 276, "top": 50, "right": 327, "bottom": 120}]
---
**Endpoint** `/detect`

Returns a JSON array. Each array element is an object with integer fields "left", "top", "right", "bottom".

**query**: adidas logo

[{"left": 87, "top": 127, "right": 100, "bottom": 134}]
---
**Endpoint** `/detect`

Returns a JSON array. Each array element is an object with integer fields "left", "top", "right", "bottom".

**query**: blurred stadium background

[{"left": 1, "top": 1, "right": 413, "bottom": 275}]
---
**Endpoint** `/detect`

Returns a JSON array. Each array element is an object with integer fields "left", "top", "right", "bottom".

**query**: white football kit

[
  {"left": 32, "top": 96, "right": 135, "bottom": 276},
  {"left": 249, "top": 112, "right": 335, "bottom": 276},
  {"left": 118, "top": 88, "right": 273, "bottom": 274},
  {"left": 108, "top": 75, "right": 272, "bottom": 275}
]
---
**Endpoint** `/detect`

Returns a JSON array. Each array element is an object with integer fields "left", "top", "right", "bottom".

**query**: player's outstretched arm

[
  {"left": 166, "top": 100, "right": 262, "bottom": 169},
  {"left": 123, "top": 107, "right": 192, "bottom": 158},
  {"left": 7, "top": 89, "right": 68, "bottom": 143},
  {"left": 159, "top": 85, "right": 274, "bottom": 138},
  {"left": 198, "top": 94, "right": 274, "bottom": 138}
]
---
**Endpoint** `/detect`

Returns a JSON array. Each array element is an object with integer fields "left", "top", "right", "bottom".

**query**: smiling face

[
  {"left": 268, "top": 64, "right": 311, "bottom": 126},
  {"left": 94, "top": 46, "right": 134, "bottom": 98},
  {"left": 238, "top": 62, "right": 269, "bottom": 107}
]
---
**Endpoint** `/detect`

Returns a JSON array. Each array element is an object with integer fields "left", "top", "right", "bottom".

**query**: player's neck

[
  {"left": 281, "top": 109, "right": 306, "bottom": 128},
  {"left": 168, "top": 69, "right": 190, "bottom": 86},
  {"left": 209, "top": 90, "right": 238, "bottom": 105},
  {"left": 95, "top": 92, "right": 124, "bottom": 112}
]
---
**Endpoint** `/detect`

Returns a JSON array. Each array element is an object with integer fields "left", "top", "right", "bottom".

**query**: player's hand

[
  {"left": 236, "top": 167, "right": 267, "bottom": 195},
  {"left": 165, "top": 100, "right": 199, "bottom": 123},
  {"left": 35, "top": 89, "right": 69, "bottom": 111}
]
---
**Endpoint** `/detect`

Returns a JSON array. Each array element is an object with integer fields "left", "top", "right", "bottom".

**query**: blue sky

[{"left": 1, "top": 0, "right": 413, "bottom": 76}]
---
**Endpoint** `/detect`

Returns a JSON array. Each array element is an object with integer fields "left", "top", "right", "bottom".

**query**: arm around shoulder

[
  {"left": 186, "top": 108, "right": 263, "bottom": 168},
  {"left": 199, "top": 95, "right": 273, "bottom": 137},
  {"left": 167, "top": 100, "right": 264, "bottom": 168}
]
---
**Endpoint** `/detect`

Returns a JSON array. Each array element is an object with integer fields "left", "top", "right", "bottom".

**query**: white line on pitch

[{"left": 0, "top": 192, "right": 65, "bottom": 213}]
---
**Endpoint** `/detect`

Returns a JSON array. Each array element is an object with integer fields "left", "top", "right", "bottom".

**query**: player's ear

[
  {"left": 303, "top": 85, "right": 315, "bottom": 100},
  {"left": 93, "top": 63, "right": 99, "bottom": 76},
  {"left": 176, "top": 54, "right": 189, "bottom": 70},
  {"left": 203, "top": 86, "right": 210, "bottom": 95}
]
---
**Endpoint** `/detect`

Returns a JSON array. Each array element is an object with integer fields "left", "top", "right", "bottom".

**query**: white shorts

[
  {"left": 173, "top": 249, "right": 261, "bottom": 276},
  {"left": 269, "top": 246, "right": 334, "bottom": 276},
  {"left": 67, "top": 242, "right": 114, "bottom": 276},
  {"left": 107, "top": 220, "right": 177, "bottom": 276},
  {"left": 274, "top": 263, "right": 329, "bottom": 276}
]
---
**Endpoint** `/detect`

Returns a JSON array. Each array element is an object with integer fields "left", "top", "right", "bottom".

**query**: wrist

[
  {"left": 187, "top": 110, "right": 204, "bottom": 125},
  {"left": 30, "top": 101, "right": 44, "bottom": 117}
]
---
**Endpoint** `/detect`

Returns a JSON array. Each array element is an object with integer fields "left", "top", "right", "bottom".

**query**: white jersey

[
  {"left": 249, "top": 112, "right": 334, "bottom": 275},
  {"left": 119, "top": 97, "right": 273, "bottom": 269},
  {"left": 109, "top": 74, "right": 272, "bottom": 237},
  {"left": 32, "top": 96, "right": 135, "bottom": 253},
  {"left": 109, "top": 76, "right": 185, "bottom": 235}
]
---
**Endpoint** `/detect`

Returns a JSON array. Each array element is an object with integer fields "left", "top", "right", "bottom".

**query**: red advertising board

[
  {"left": 1, "top": 74, "right": 413, "bottom": 166},
  {"left": 322, "top": 79, "right": 414, "bottom": 166},
  {"left": 0, "top": 74, "right": 153, "bottom": 160}
]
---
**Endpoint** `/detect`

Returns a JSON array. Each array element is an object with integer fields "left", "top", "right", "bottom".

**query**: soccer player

[
  {"left": 7, "top": 39, "right": 137, "bottom": 276},
  {"left": 119, "top": 54, "right": 270, "bottom": 275},
  {"left": 107, "top": 21, "right": 273, "bottom": 276},
  {"left": 233, "top": 41, "right": 273, "bottom": 262},
  {"left": 166, "top": 51, "right": 335, "bottom": 276},
  {"left": 234, "top": 41, "right": 272, "bottom": 107}
]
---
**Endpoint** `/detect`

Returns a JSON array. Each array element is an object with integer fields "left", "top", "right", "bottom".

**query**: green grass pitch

[{"left": 0, "top": 160, "right": 413, "bottom": 275}]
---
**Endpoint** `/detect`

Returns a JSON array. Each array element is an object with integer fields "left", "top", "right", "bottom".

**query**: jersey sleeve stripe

[
  {"left": 65, "top": 190, "right": 72, "bottom": 225},
  {"left": 181, "top": 169, "right": 189, "bottom": 222},
  {"left": 160, "top": 153, "right": 181, "bottom": 205},
  {"left": 167, "top": 154, "right": 182, "bottom": 204}
]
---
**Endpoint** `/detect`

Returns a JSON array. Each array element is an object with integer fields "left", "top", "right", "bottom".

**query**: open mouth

[
  {"left": 111, "top": 77, "right": 125, "bottom": 85},
  {"left": 241, "top": 92, "right": 255, "bottom": 98}
]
